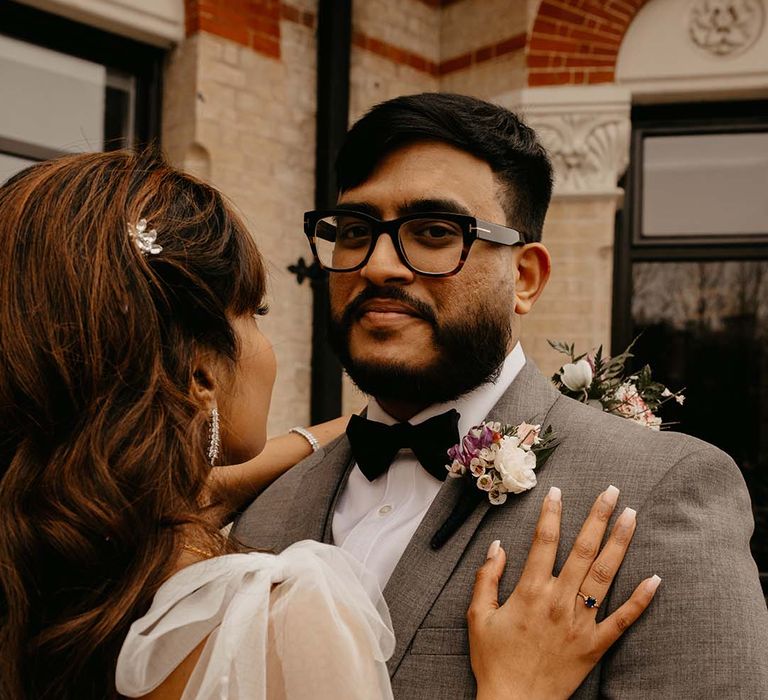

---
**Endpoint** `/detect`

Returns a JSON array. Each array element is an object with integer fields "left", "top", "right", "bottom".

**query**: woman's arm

[{"left": 208, "top": 416, "right": 350, "bottom": 522}]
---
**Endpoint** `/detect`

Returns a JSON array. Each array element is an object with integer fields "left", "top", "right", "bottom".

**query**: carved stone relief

[
  {"left": 688, "top": 0, "right": 766, "bottom": 56},
  {"left": 528, "top": 114, "right": 630, "bottom": 197},
  {"left": 497, "top": 87, "right": 632, "bottom": 198}
]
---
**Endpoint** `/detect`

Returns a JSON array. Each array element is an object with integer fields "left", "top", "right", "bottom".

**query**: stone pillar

[{"left": 497, "top": 85, "right": 632, "bottom": 376}]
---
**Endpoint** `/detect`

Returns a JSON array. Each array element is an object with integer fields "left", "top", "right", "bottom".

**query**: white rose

[
  {"left": 495, "top": 436, "right": 538, "bottom": 494},
  {"left": 561, "top": 359, "right": 593, "bottom": 392}
]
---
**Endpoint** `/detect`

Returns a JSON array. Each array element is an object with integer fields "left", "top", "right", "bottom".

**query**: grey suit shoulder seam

[{"left": 636, "top": 443, "right": 735, "bottom": 515}]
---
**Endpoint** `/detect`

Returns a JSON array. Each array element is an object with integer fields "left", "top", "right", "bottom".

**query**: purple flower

[
  {"left": 462, "top": 434, "right": 481, "bottom": 460},
  {"left": 478, "top": 425, "right": 496, "bottom": 447},
  {"left": 447, "top": 443, "right": 464, "bottom": 464}
]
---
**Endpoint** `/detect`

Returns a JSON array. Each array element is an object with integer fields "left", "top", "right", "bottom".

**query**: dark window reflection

[{"left": 631, "top": 260, "right": 768, "bottom": 582}]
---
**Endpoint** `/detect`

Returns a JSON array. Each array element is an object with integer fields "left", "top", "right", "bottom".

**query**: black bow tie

[{"left": 346, "top": 409, "right": 461, "bottom": 482}]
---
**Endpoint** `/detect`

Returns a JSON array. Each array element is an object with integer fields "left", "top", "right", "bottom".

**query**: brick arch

[{"left": 527, "top": 0, "right": 650, "bottom": 86}]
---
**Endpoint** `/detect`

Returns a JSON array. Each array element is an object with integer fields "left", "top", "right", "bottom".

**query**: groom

[{"left": 235, "top": 93, "right": 768, "bottom": 697}]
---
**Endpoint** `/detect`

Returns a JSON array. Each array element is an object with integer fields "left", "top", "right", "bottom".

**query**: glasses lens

[
  {"left": 314, "top": 215, "right": 373, "bottom": 271},
  {"left": 399, "top": 218, "right": 464, "bottom": 274}
]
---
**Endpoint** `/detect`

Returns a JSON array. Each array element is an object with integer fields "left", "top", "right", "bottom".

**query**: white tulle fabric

[{"left": 115, "top": 540, "right": 395, "bottom": 700}]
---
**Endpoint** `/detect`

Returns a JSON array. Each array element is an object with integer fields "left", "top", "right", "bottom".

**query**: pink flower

[{"left": 516, "top": 422, "right": 541, "bottom": 448}]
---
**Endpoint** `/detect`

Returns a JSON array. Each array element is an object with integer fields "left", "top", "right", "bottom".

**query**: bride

[{"left": 0, "top": 150, "right": 659, "bottom": 700}]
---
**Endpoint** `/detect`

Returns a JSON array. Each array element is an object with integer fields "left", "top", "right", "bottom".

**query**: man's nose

[{"left": 360, "top": 233, "right": 414, "bottom": 285}]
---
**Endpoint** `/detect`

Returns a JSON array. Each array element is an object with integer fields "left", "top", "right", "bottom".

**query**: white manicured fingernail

[
  {"left": 548, "top": 486, "right": 561, "bottom": 502},
  {"left": 601, "top": 484, "right": 620, "bottom": 506},
  {"left": 618, "top": 507, "right": 637, "bottom": 526},
  {"left": 646, "top": 574, "right": 661, "bottom": 594},
  {"left": 486, "top": 539, "right": 501, "bottom": 560}
]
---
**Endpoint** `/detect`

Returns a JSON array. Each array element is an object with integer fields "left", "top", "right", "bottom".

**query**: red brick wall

[
  {"left": 183, "top": 1, "right": 648, "bottom": 87},
  {"left": 527, "top": 0, "right": 649, "bottom": 86},
  {"left": 184, "top": 0, "right": 314, "bottom": 59}
]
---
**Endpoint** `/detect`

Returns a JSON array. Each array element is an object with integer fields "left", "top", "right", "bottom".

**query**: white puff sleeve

[{"left": 115, "top": 540, "right": 395, "bottom": 700}]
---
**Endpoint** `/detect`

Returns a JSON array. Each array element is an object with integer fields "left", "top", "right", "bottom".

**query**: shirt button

[{"left": 378, "top": 504, "right": 393, "bottom": 516}]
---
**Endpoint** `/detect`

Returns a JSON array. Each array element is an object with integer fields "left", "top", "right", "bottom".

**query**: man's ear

[
  {"left": 191, "top": 351, "right": 219, "bottom": 410},
  {"left": 514, "top": 243, "right": 551, "bottom": 315}
]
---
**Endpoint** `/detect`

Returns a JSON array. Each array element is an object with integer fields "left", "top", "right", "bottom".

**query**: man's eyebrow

[
  {"left": 334, "top": 202, "right": 381, "bottom": 217},
  {"left": 333, "top": 198, "right": 473, "bottom": 219},
  {"left": 397, "top": 198, "right": 472, "bottom": 217}
]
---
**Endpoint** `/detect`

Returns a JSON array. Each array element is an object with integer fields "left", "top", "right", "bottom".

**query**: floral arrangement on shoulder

[
  {"left": 446, "top": 421, "right": 558, "bottom": 505},
  {"left": 549, "top": 339, "right": 685, "bottom": 431},
  {"left": 442, "top": 339, "right": 684, "bottom": 512}
]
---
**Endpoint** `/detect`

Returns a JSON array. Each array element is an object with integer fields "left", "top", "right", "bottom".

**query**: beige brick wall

[
  {"left": 441, "top": 51, "right": 527, "bottom": 99},
  {"left": 349, "top": 49, "right": 439, "bottom": 123},
  {"left": 163, "top": 13, "right": 318, "bottom": 436},
  {"left": 441, "top": 0, "right": 528, "bottom": 60},
  {"left": 521, "top": 196, "right": 617, "bottom": 377},
  {"left": 355, "top": 0, "right": 440, "bottom": 64}
]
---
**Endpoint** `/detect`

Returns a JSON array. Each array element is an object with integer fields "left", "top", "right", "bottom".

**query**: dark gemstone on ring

[{"left": 585, "top": 596, "right": 598, "bottom": 608}]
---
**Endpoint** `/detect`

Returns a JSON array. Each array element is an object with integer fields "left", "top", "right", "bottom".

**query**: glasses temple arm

[{"left": 472, "top": 220, "right": 524, "bottom": 246}]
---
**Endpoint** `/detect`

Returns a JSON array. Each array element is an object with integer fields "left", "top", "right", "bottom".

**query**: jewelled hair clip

[{"left": 128, "top": 218, "right": 162, "bottom": 255}]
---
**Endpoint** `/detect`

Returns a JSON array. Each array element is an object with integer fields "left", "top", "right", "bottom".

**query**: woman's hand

[
  {"left": 468, "top": 486, "right": 660, "bottom": 700},
  {"left": 205, "top": 415, "right": 352, "bottom": 525}
]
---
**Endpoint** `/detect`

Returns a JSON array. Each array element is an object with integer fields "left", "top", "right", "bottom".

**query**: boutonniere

[
  {"left": 430, "top": 421, "right": 559, "bottom": 550},
  {"left": 446, "top": 421, "right": 559, "bottom": 505}
]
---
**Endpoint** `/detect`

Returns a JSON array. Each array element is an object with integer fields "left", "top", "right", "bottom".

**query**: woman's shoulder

[{"left": 115, "top": 541, "right": 393, "bottom": 699}]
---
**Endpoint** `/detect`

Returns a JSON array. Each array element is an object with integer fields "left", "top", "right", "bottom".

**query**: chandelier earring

[{"left": 207, "top": 407, "right": 221, "bottom": 465}]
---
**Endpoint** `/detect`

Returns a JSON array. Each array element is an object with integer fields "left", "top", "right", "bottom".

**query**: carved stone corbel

[{"left": 495, "top": 85, "right": 632, "bottom": 201}]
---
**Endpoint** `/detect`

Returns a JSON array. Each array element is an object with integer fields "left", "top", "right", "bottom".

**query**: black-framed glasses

[{"left": 303, "top": 209, "right": 525, "bottom": 277}]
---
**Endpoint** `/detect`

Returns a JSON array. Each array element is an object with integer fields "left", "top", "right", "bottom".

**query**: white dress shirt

[{"left": 332, "top": 343, "right": 526, "bottom": 590}]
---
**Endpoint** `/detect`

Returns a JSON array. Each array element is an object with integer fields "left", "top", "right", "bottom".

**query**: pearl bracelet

[{"left": 289, "top": 426, "right": 321, "bottom": 453}]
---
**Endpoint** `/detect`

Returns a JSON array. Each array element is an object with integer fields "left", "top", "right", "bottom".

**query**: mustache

[{"left": 341, "top": 285, "right": 437, "bottom": 328}]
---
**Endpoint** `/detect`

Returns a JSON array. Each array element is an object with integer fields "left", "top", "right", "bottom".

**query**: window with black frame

[
  {"left": 0, "top": 1, "right": 163, "bottom": 184},
  {"left": 614, "top": 101, "right": 768, "bottom": 595}
]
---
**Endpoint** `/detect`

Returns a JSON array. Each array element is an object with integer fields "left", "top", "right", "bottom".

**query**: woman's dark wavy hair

[
  {"left": 0, "top": 149, "right": 267, "bottom": 699},
  {"left": 335, "top": 92, "right": 554, "bottom": 242}
]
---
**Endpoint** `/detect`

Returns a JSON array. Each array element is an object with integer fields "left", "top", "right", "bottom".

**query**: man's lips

[
  {"left": 357, "top": 299, "right": 423, "bottom": 318},
  {"left": 354, "top": 298, "right": 427, "bottom": 329}
]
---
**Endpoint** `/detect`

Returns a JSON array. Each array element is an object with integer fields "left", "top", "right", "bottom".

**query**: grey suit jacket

[{"left": 234, "top": 362, "right": 768, "bottom": 699}]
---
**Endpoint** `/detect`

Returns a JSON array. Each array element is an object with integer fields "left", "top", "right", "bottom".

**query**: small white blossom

[
  {"left": 489, "top": 487, "right": 508, "bottom": 506},
  {"left": 676, "top": 394, "right": 686, "bottom": 405},
  {"left": 470, "top": 459, "right": 486, "bottom": 478},
  {"left": 477, "top": 473, "right": 494, "bottom": 491},
  {"left": 447, "top": 460, "right": 466, "bottom": 478},
  {"left": 478, "top": 447, "right": 495, "bottom": 462}
]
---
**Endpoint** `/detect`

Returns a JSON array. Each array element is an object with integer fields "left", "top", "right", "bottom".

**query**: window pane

[
  {"left": 642, "top": 133, "right": 768, "bottom": 237},
  {"left": 631, "top": 260, "right": 768, "bottom": 577},
  {"left": 0, "top": 34, "right": 105, "bottom": 152},
  {"left": 105, "top": 69, "right": 136, "bottom": 149},
  {"left": 0, "top": 153, "right": 35, "bottom": 184}
]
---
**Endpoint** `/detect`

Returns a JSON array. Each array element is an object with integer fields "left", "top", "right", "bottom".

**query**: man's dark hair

[{"left": 335, "top": 92, "right": 553, "bottom": 242}]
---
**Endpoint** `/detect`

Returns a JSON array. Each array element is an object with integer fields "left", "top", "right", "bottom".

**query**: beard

[{"left": 328, "top": 285, "right": 513, "bottom": 405}]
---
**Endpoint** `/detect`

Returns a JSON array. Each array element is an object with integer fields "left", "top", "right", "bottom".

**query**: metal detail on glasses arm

[{"left": 472, "top": 219, "right": 524, "bottom": 246}]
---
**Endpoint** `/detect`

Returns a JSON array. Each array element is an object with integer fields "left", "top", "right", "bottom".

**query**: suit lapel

[
  {"left": 382, "top": 360, "right": 561, "bottom": 675},
  {"left": 322, "top": 442, "right": 356, "bottom": 544},
  {"left": 279, "top": 437, "right": 354, "bottom": 546}
]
